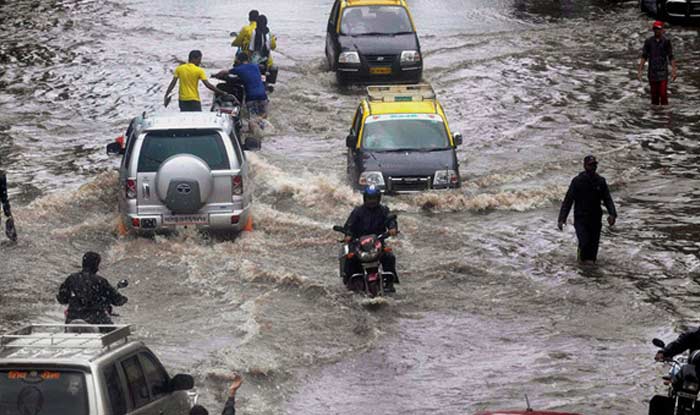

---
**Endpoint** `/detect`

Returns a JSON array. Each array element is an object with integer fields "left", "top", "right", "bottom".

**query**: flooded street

[{"left": 2, "top": 0, "right": 700, "bottom": 413}]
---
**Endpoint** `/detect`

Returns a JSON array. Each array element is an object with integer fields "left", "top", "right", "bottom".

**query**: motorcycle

[
  {"left": 211, "top": 60, "right": 276, "bottom": 150},
  {"left": 64, "top": 279, "right": 129, "bottom": 333},
  {"left": 650, "top": 337, "right": 700, "bottom": 415},
  {"left": 332, "top": 216, "right": 397, "bottom": 298}
]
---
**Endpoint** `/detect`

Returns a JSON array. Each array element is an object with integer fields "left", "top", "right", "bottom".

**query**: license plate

[
  {"left": 369, "top": 67, "right": 391, "bottom": 75},
  {"left": 163, "top": 215, "right": 208, "bottom": 225}
]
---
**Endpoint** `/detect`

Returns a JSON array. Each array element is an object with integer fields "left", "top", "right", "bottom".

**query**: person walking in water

[
  {"left": 638, "top": 20, "right": 677, "bottom": 106},
  {"left": 558, "top": 155, "right": 617, "bottom": 264},
  {"left": 164, "top": 50, "right": 232, "bottom": 112},
  {"left": 0, "top": 170, "right": 16, "bottom": 242}
]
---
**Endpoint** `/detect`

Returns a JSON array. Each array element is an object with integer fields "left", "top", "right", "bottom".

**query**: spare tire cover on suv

[{"left": 156, "top": 154, "right": 213, "bottom": 214}]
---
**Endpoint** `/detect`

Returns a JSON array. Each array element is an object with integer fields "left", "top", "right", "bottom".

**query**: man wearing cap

[
  {"left": 558, "top": 156, "right": 617, "bottom": 264},
  {"left": 638, "top": 20, "right": 677, "bottom": 106}
]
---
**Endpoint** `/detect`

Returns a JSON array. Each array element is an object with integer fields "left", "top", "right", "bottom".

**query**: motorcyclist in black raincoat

[
  {"left": 655, "top": 327, "right": 700, "bottom": 362},
  {"left": 342, "top": 185, "right": 399, "bottom": 291},
  {"left": 0, "top": 170, "right": 17, "bottom": 242},
  {"left": 558, "top": 155, "right": 617, "bottom": 263},
  {"left": 57, "top": 252, "right": 128, "bottom": 328}
]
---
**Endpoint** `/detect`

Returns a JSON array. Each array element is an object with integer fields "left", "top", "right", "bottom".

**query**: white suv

[
  {"left": 106, "top": 113, "right": 253, "bottom": 233},
  {"left": 0, "top": 324, "right": 194, "bottom": 415}
]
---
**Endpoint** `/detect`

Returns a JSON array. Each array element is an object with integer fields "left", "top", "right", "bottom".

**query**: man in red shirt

[{"left": 638, "top": 21, "right": 677, "bottom": 105}]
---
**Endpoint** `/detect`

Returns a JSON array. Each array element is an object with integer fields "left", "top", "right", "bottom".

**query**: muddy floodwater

[{"left": 2, "top": 0, "right": 700, "bottom": 413}]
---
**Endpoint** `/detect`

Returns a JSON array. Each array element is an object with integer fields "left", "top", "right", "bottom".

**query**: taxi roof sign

[{"left": 367, "top": 84, "right": 436, "bottom": 103}]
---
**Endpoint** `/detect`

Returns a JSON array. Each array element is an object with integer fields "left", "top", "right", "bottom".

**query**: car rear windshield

[
  {"left": 0, "top": 369, "right": 89, "bottom": 415},
  {"left": 137, "top": 129, "right": 230, "bottom": 172},
  {"left": 340, "top": 6, "right": 413, "bottom": 36},
  {"left": 362, "top": 115, "right": 450, "bottom": 152}
]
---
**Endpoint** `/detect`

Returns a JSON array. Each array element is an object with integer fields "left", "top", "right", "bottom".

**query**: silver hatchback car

[
  {"left": 107, "top": 113, "right": 253, "bottom": 233},
  {"left": 0, "top": 324, "right": 194, "bottom": 415}
]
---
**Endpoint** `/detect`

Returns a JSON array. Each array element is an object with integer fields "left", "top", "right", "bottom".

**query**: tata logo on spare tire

[{"left": 176, "top": 183, "right": 192, "bottom": 195}]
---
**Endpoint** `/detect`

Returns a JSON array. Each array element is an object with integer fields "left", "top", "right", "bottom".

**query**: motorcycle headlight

[
  {"left": 358, "top": 247, "right": 380, "bottom": 262},
  {"left": 433, "top": 170, "right": 459, "bottom": 186},
  {"left": 339, "top": 51, "right": 360, "bottom": 64},
  {"left": 359, "top": 171, "right": 385, "bottom": 187},
  {"left": 400, "top": 50, "right": 421, "bottom": 65}
]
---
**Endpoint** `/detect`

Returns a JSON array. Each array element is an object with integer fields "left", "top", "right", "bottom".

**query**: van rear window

[
  {"left": 0, "top": 369, "right": 89, "bottom": 415},
  {"left": 137, "top": 130, "right": 230, "bottom": 172}
]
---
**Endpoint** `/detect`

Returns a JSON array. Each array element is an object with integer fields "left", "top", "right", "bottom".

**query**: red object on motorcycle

[
  {"left": 347, "top": 252, "right": 355, "bottom": 259},
  {"left": 360, "top": 236, "right": 373, "bottom": 246},
  {"left": 383, "top": 246, "right": 393, "bottom": 253},
  {"left": 368, "top": 272, "right": 378, "bottom": 282}
]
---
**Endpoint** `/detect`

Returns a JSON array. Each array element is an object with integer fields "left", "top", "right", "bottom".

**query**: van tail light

[
  {"left": 126, "top": 179, "right": 137, "bottom": 199},
  {"left": 131, "top": 218, "right": 140, "bottom": 228},
  {"left": 232, "top": 175, "right": 243, "bottom": 196}
]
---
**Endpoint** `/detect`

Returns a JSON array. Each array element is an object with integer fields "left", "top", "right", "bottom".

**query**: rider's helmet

[
  {"left": 363, "top": 185, "right": 381, "bottom": 209},
  {"left": 82, "top": 252, "right": 101, "bottom": 274}
]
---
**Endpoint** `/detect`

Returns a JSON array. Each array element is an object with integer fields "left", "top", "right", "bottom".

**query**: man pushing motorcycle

[{"left": 341, "top": 185, "right": 399, "bottom": 292}]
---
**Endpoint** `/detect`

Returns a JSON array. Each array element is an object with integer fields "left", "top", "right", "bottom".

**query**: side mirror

[
  {"left": 346, "top": 134, "right": 357, "bottom": 148},
  {"left": 453, "top": 132, "right": 463, "bottom": 146},
  {"left": 170, "top": 374, "right": 194, "bottom": 391},
  {"left": 333, "top": 225, "right": 345, "bottom": 233},
  {"left": 106, "top": 142, "right": 124, "bottom": 156},
  {"left": 386, "top": 214, "right": 397, "bottom": 222},
  {"left": 116, "top": 279, "right": 129, "bottom": 289},
  {"left": 652, "top": 338, "right": 666, "bottom": 348}
]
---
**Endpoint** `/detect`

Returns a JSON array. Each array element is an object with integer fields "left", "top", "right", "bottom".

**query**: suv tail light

[
  {"left": 126, "top": 179, "right": 137, "bottom": 199},
  {"left": 232, "top": 175, "right": 243, "bottom": 196}
]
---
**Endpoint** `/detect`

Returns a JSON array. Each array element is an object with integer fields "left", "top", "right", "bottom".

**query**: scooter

[
  {"left": 332, "top": 217, "right": 397, "bottom": 298},
  {"left": 650, "top": 337, "right": 700, "bottom": 415}
]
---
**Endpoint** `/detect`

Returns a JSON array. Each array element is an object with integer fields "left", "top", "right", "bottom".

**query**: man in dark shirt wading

[
  {"left": 638, "top": 20, "right": 677, "bottom": 106},
  {"left": 558, "top": 156, "right": 617, "bottom": 264}
]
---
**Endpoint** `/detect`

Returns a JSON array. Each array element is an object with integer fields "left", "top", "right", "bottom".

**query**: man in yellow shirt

[
  {"left": 163, "top": 50, "right": 230, "bottom": 112},
  {"left": 231, "top": 10, "right": 258, "bottom": 55}
]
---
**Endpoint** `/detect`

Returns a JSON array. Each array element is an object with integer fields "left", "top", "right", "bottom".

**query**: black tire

[
  {"left": 336, "top": 71, "right": 349, "bottom": 87},
  {"left": 649, "top": 395, "right": 674, "bottom": 415}
]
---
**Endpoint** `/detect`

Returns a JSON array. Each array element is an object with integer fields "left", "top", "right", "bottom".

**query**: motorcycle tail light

[
  {"left": 383, "top": 247, "right": 393, "bottom": 253},
  {"left": 347, "top": 252, "right": 355, "bottom": 259}
]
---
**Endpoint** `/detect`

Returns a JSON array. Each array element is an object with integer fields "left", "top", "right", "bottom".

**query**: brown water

[{"left": 2, "top": 0, "right": 700, "bottom": 413}]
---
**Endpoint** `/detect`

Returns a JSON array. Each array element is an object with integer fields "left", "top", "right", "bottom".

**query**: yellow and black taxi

[
  {"left": 346, "top": 84, "right": 463, "bottom": 193},
  {"left": 325, "top": 0, "right": 423, "bottom": 85}
]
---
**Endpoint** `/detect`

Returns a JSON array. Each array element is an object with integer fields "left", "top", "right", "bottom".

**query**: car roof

[
  {"left": 0, "top": 324, "right": 136, "bottom": 367},
  {"left": 139, "top": 112, "right": 232, "bottom": 132},
  {"left": 343, "top": 0, "right": 407, "bottom": 7},
  {"left": 365, "top": 85, "right": 440, "bottom": 115}
]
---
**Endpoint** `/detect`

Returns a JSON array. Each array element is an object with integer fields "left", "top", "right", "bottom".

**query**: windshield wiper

[
  {"left": 388, "top": 31, "right": 414, "bottom": 36},
  {"left": 379, "top": 148, "right": 417, "bottom": 153},
  {"left": 353, "top": 32, "right": 393, "bottom": 36}
]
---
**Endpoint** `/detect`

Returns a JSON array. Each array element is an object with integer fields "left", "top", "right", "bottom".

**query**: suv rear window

[
  {"left": 137, "top": 129, "right": 231, "bottom": 172},
  {"left": 0, "top": 369, "right": 89, "bottom": 415}
]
